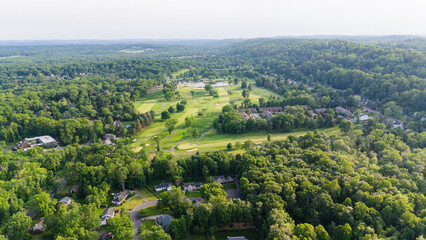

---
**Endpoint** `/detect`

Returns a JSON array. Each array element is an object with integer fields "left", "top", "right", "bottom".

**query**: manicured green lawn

[
  {"left": 185, "top": 191, "right": 202, "bottom": 197},
  {"left": 131, "top": 81, "right": 281, "bottom": 153},
  {"left": 138, "top": 205, "right": 171, "bottom": 217},
  {"left": 120, "top": 196, "right": 145, "bottom": 211},
  {"left": 222, "top": 183, "right": 237, "bottom": 190},
  {"left": 136, "top": 187, "right": 157, "bottom": 201},
  {"left": 175, "top": 126, "right": 341, "bottom": 153},
  {"left": 131, "top": 79, "right": 342, "bottom": 155},
  {"left": 141, "top": 219, "right": 157, "bottom": 229}
]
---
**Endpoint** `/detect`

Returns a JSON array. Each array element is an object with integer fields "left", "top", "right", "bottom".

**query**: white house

[
  {"left": 112, "top": 190, "right": 129, "bottom": 205},
  {"left": 59, "top": 197, "right": 72, "bottom": 206},
  {"left": 155, "top": 182, "right": 173, "bottom": 192},
  {"left": 213, "top": 176, "right": 234, "bottom": 184},
  {"left": 183, "top": 182, "right": 203, "bottom": 192},
  {"left": 359, "top": 114, "right": 369, "bottom": 121},
  {"left": 101, "top": 208, "right": 115, "bottom": 226}
]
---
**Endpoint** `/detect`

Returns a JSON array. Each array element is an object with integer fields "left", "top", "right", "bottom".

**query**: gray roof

[
  {"left": 157, "top": 214, "right": 173, "bottom": 232},
  {"left": 59, "top": 196, "right": 72, "bottom": 205},
  {"left": 155, "top": 182, "right": 172, "bottom": 189},
  {"left": 102, "top": 208, "right": 115, "bottom": 219},
  {"left": 227, "top": 237, "right": 248, "bottom": 240}
]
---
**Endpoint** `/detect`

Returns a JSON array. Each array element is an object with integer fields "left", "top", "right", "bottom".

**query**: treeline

[
  {"left": 221, "top": 39, "right": 426, "bottom": 114},
  {"left": 147, "top": 125, "right": 425, "bottom": 239},
  {"left": 213, "top": 105, "right": 340, "bottom": 134}
]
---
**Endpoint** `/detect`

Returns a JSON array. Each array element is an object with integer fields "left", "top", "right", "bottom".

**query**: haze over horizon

[{"left": 1, "top": 0, "right": 425, "bottom": 41}]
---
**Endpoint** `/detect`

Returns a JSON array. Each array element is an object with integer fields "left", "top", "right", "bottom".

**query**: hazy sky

[{"left": 0, "top": 0, "right": 425, "bottom": 40}]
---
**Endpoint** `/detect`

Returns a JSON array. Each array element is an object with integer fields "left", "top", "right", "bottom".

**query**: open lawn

[
  {"left": 185, "top": 191, "right": 202, "bottom": 197},
  {"left": 131, "top": 79, "right": 342, "bottom": 155},
  {"left": 120, "top": 196, "right": 145, "bottom": 211},
  {"left": 175, "top": 126, "right": 342, "bottom": 153},
  {"left": 136, "top": 187, "right": 157, "bottom": 201},
  {"left": 138, "top": 205, "right": 171, "bottom": 217},
  {"left": 141, "top": 219, "right": 157, "bottom": 229},
  {"left": 131, "top": 81, "right": 286, "bottom": 153}
]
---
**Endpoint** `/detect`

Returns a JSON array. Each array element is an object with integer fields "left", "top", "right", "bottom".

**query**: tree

[
  {"left": 139, "top": 225, "right": 171, "bottom": 240},
  {"left": 168, "top": 106, "right": 176, "bottom": 113},
  {"left": 227, "top": 143, "right": 232, "bottom": 150},
  {"left": 333, "top": 223, "right": 352, "bottom": 240},
  {"left": 267, "top": 133, "right": 272, "bottom": 141},
  {"left": 339, "top": 120, "right": 354, "bottom": 134},
  {"left": 107, "top": 214, "right": 134, "bottom": 240},
  {"left": 185, "top": 116, "right": 196, "bottom": 128},
  {"left": 294, "top": 223, "right": 316, "bottom": 240},
  {"left": 165, "top": 119, "right": 178, "bottom": 142},
  {"left": 243, "top": 140, "right": 255, "bottom": 150},
  {"left": 26, "top": 192, "right": 57, "bottom": 217},
  {"left": 2, "top": 212, "right": 31, "bottom": 240},
  {"left": 190, "top": 90, "right": 195, "bottom": 99},
  {"left": 241, "top": 81, "right": 247, "bottom": 89},
  {"left": 161, "top": 111, "right": 171, "bottom": 120},
  {"left": 154, "top": 136, "right": 161, "bottom": 151},
  {"left": 192, "top": 128, "right": 200, "bottom": 138},
  {"left": 200, "top": 182, "right": 227, "bottom": 201},
  {"left": 176, "top": 103, "right": 185, "bottom": 112},
  {"left": 248, "top": 83, "right": 252, "bottom": 91},
  {"left": 170, "top": 216, "right": 187, "bottom": 240}
]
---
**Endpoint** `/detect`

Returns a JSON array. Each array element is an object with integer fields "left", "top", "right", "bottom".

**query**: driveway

[{"left": 130, "top": 191, "right": 158, "bottom": 239}]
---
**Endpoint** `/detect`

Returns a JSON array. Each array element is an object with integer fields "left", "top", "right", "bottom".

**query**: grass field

[
  {"left": 136, "top": 188, "right": 157, "bottom": 201},
  {"left": 121, "top": 196, "right": 145, "bottom": 211},
  {"left": 185, "top": 191, "right": 202, "bottom": 197},
  {"left": 174, "top": 126, "right": 342, "bottom": 153},
  {"left": 131, "top": 79, "right": 342, "bottom": 155},
  {"left": 138, "top": 205, "right": 171, "bottom": 217},
  {"left": 141, "top": 219, "right": 157, "bottom": 228}
]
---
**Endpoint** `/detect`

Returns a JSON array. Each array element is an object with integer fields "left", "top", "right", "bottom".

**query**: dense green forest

[{"left": 0, "top": 37, "right": 424, "bottom": 240}]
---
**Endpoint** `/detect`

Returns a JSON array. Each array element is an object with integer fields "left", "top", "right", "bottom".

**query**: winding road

[{"left": 130, "top": 191, "right": 158, "bottom": 239}]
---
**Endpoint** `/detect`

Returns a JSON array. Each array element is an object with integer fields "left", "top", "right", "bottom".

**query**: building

[
  {"left": 336, "top": 106, "right": 353, "bottom": 117},
  {"left": 183, "top": 182, "right": 203, "bottom": 192},
  {"left": 25, "top": 135, "right": 57, "bottom": 148},
  {"left": 101, "top": 208, "right": 115, "bottom": 226},
  {"left": 29, "top": 218, "right": 45, "bottom": 233},
  {"left": 156, "top": 214, "right": 173, "bottom": 232},
  {"left": 263, "top": 111, "right": 274, "bottom": 120},
  {"left": 112, "top": 190, "right": 129, "bottom": 205},
  {"left": 102, "top": 134, "right": 116, "bottom": 145},
  {"left": 227, "top": 237, "right": 248, "bottom": 240},
  {"left": 59, "top": 197, "right": 72, "bottom": 206},
  {"left": 155, "top": 182, "right": 173, "bottom": 192},
  {"left": 213, "top": 176, "right": 234, "bottom": 184},
  {"left": 359, "top": 114, "right": 369, "bottom": 121},
  {"left": 393, "top": 120, "right": 405, "bottom": 129},
  {"left": 70, "top": 185, "right": 80, "bottom": 194}
]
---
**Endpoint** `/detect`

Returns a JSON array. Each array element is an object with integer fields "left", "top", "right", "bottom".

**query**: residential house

[
  {"left": 227, "top": 237, "right": 248, "bottom": 240},
  {"left": 213, "top": 176, "right": 234, "bottom": 184},
  {"left": 359, "top": 114, "right": 369, "bottom": 121},
  {"left": 393, "top": 120, "right": 405, "bottom": 129},
  {"left": 59, "top": 197, "right": 72, "bottom": 206},
  {"left": 263, "top": 111, "right": 274, "bottom": 120},
  {"left": 101, "top": 208, "right": 115, "bottom": 226},
  {"left": 112, "top": 190, "right": 129, "bottom": 205},
  {"left": 70, "top": 185, "right": 80, "bottom": 194},
  {"left": 102, "top": 134, "right": 116, "bottom": 145},
  {"left": 155, "top": 182, "right": 173, "bottom": 192},
  {"left": 29, "top": 218, "right": 45, "bottom": 233},
  {"left": 25, "top": 135, "right": 57, "bottom": 148},
  {"left": 183, "top": 182, "right": 203, "bottom": 192},
  {"left": 336, "top": 106, "right": 353, "bottom": 117},
  {"left": 156, "top": 214, "right": 173, "bottom": 232}
]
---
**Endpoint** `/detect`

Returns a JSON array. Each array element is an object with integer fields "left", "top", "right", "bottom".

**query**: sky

[{"left": 0, "top": 0, "right": 425, "bottom": 40}]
